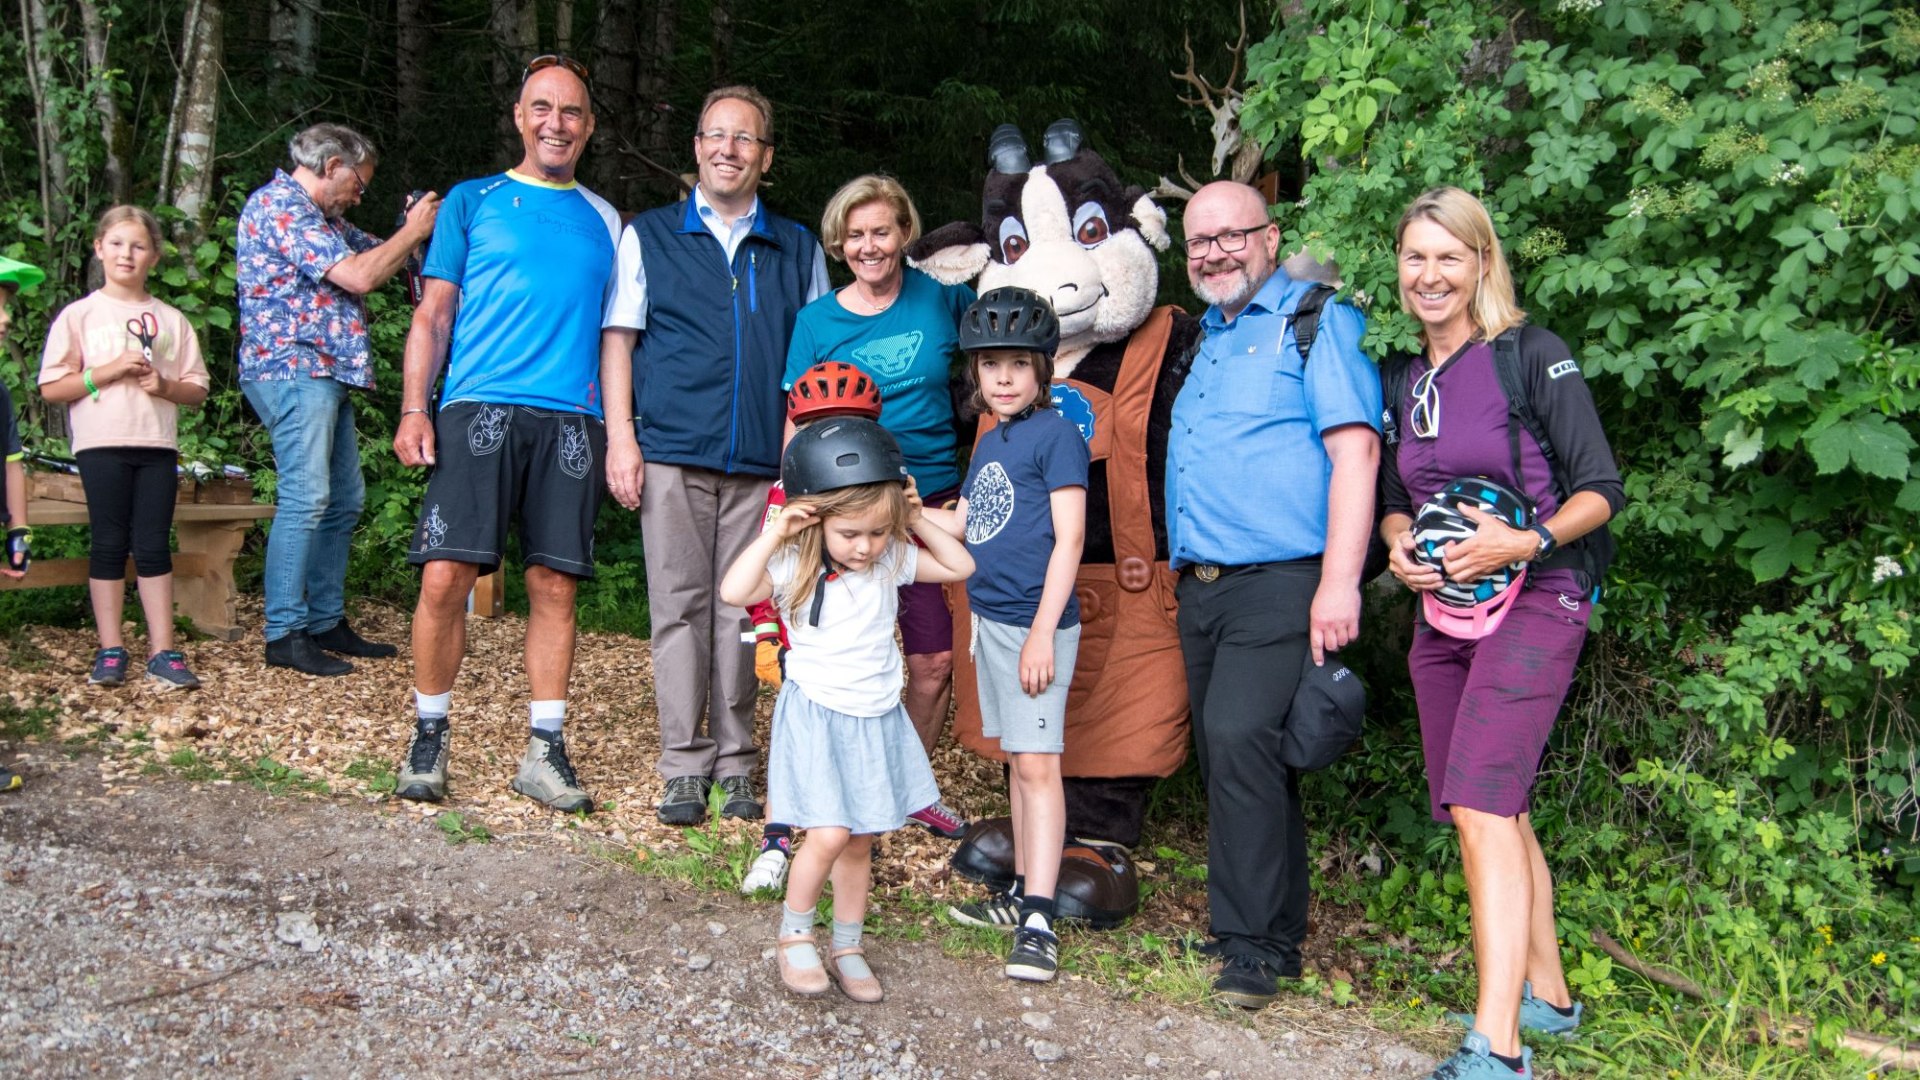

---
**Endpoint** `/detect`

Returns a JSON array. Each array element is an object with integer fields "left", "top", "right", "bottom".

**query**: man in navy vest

[{"left": 599, "top": 85, "right": 829, "bottom": 826}]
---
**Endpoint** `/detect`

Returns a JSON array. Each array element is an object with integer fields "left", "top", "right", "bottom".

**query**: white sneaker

[{"left": 741, "top": 847, "right": 790, "bottom": 894}]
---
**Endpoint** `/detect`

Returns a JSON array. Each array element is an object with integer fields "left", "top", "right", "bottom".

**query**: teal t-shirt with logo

[{"left": 782, "top": 268, "right": 974, "bottom": 495}]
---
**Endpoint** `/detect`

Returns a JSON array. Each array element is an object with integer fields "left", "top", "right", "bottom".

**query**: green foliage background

[
  {"left": 1236, "top": 0, "right": 1919, "bottom": 1073},
  {"left": 2, "top": 0, "right": 1918, "bottom": 1073}
]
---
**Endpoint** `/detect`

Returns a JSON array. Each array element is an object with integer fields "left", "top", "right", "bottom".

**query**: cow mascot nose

[{"left": 909, "top": 120, "right": 1201, "bottom": 928}]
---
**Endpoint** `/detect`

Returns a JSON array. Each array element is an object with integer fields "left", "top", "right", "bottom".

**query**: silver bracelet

[{"left": 400, "top": 408, "right": 429, "bottom": 417}]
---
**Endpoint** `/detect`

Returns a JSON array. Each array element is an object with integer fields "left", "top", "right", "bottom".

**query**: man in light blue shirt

[{"left": 1167, "top": 181, "right": 1381, "bottom": 1010}]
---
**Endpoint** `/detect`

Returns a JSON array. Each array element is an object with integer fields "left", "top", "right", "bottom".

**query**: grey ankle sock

[
  {"left": 830, "top": 918, "right": 871, "bottom": 981},
  {"left": 779, "top": 903, "right": 814, "bottom": 938}
]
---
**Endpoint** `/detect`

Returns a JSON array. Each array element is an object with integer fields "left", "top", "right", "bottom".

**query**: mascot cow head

[{"left": 909, "top": 119, "right": 1169, "bottom": 377}]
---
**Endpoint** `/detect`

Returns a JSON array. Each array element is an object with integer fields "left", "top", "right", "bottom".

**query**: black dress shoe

[
  {"left": 265, "top": 631, "right": 354, "bottom": 676},
  {"left": 311, "top": 618, "right": 398, "bottom": 658}
]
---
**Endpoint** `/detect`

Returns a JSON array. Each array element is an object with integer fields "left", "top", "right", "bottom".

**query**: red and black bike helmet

[{"left": 787, "top": 361, "right": 883, "bottom": 424}]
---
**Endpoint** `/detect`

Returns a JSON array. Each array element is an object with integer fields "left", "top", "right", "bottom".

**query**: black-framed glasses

[
  {"left": 334, "top": 162, "right": 368, "bottom": 199},
  {"left": 697, "top": 129, "right": 773, "bottom": 150},
  {"left": 522, "top": 54, "right": 590, "bottom": 85},
  {"left": 1183, "top": 225, "right": 1267, "bottom": 260}
]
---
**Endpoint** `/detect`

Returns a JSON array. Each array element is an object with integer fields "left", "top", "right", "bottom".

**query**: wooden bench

[{"left": 0, "top": 498, "right": 276, "bottom": 641}]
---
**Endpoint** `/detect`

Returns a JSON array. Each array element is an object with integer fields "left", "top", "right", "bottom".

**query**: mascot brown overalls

[{"left": 910, "top": 119, "right": 1200, "bottom": 926}]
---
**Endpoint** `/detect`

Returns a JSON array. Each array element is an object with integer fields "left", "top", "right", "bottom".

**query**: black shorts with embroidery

[{"left": 407, "top": 401, "right": 607, "bottom": 577}]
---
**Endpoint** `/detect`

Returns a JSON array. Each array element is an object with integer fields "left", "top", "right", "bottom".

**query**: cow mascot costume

[{"left": 910, "top": 119, "right": 1200, "bottom": 926}]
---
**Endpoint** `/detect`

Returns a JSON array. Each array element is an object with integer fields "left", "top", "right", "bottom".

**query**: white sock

[
  {"left": 415, "top": 689, "right": 451, "bottom": 719},
  {"left": 530, "top": 699, "right": 566, "bottom": 734}
]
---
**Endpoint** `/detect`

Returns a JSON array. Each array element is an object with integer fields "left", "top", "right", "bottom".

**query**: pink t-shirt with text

[{"left": 37, "top": 292, "right": 210, "bottom": 453}]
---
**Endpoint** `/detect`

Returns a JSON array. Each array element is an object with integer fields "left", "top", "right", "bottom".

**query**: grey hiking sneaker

[
  {"left": 947, "top": 891, "right": 1022, "bottom": 931},
  {"left": 716, "top": 775, "right": 763, "bottom": 820},
  {"left": 657, "top": 774, "right": 711, "bottom": 825},
  {"left": 511, "top": 730, "right": 592, "bottom": 813},
  {"left": 396, "top": 721, "right": 449, "bottom": 803},
  {"left": 89, "top": 646, "right": 131, "bottom": 687},
  {"left": 145, "top": 650, "right": 202, "bottom": 690}
]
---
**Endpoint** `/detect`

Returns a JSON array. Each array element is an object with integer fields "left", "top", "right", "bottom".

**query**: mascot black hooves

[
  {"left": 951, "top": 815, "right": 1017, "bottom": 892},
  {"left": 951, "top": 819, "right": 1142, "bottom": 928}
]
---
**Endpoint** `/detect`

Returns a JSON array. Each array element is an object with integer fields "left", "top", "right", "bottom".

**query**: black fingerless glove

[{"left": 5, "top": 527, "right": 29, "bottom": 575}]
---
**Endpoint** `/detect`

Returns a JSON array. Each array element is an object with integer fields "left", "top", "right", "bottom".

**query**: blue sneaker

[
  {"left": 145, "top": 650, "right": 203, "bottom": 691},
  {"left": 1449, "top": 981, "right": 1583, "bottom": 1037},
  {"left": 1425, "top": 1031, "right": 1532, "bottom": 1079},
  {"left": 89, "top": 647, "right": 131, "bottom": 686}
]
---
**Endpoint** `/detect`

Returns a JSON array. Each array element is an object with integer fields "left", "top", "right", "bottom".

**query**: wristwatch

[{"left": 1528, "top": 523, "right": 1558, "bottom": 561}]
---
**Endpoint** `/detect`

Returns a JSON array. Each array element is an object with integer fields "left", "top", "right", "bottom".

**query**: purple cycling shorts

[{"left": 1407, "top": 571, "right": 1591, "bottom": 823}]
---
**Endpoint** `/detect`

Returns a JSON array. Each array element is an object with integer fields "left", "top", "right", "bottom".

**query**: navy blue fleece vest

[{"left": 626, "top": 199, "right": 816, "bottom": 477}]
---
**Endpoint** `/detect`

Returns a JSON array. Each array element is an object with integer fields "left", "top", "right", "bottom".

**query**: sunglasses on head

[{"left": 522, "top": 54, "right": 590, "bottom": 85}]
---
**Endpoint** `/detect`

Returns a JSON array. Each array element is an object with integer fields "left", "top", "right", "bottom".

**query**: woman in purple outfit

[{"left": 1377, "top": 187, "right": 1624, "bottom": 1080}]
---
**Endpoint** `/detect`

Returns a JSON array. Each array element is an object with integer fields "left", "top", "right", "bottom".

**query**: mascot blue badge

[{"left": 1050, "top": 383, "right": 1097, "bottom": 443}]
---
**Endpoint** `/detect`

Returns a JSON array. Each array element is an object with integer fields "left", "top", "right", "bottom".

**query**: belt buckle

[{"left": 1194, "top": 564, "right": 1221, "bottom": 583}]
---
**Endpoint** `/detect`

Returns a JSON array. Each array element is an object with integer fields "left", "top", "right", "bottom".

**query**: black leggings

[{"left": 76, "top": 447, "right": 177, "bottom": 579}]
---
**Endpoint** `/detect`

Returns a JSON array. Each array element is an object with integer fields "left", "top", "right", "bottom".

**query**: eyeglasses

[
  {"left": 697, "top": 129, "right": 773, "bottom": 150},
  {"left": 1409, "top": 365, "right": 1441, "bottom": 440},
  {"left": 335, "top": 163, "right": 368, "bottom": 199},
  {"left": 522, "top": 54, "right": 590, "bottom": 85},
  {"left": 1183, "top": 225, "right": 1267, "bottom": 260}
]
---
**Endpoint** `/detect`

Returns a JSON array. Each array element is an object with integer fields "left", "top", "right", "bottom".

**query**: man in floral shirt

[{"left": 238, "top": 122, "right": 440, "bottom": 676}]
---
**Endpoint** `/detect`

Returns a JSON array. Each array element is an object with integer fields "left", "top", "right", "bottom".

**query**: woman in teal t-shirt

[{"left": 783, "top": 174, "right": 975, "bottom": 757}]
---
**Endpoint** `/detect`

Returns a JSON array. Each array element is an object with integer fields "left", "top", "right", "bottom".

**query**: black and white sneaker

[
  {"left": 1005, "top": 925, "right": 1059, "bottom": 982},
  {"left": 947, "top": 891, "right": 1022, "bottom": 932}
]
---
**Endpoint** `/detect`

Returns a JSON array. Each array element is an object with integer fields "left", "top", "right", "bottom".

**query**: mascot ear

[
  {"left": 1129, "top": 191, "right": 1171, "bottom": 253},
  {"left": 908, "top": 221, "right": 992, "bottom": 286}
]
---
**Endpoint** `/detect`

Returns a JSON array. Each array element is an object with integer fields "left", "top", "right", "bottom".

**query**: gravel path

[{"left": 0, "top": 754, "right": 1435, "bottom": 1078}]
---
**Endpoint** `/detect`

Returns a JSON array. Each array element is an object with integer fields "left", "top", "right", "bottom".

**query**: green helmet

[{"left": 0, "top": 255, "right": 46, "bottom": 295}]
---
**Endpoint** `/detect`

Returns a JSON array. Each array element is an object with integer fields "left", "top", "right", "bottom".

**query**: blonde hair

[
  {"left": 95, "top": 205, "right": 164, "bottom": 250},
  {"left": 820, "top": 175, "right": 922, "bottom": 259},
  {"left": 1394, "top": 186, "right": 1526, "bottom": 340},
  {"left": 778, "top": 482, "right": 912, "bottom": 624}
]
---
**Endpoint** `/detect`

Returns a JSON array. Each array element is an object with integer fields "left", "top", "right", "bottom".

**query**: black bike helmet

[
  {"left": 958, "top": 286, "right": 1060, "bottom": 355},
  {"left": 781, "top": 417, "right": 908, "bottom": 496}
]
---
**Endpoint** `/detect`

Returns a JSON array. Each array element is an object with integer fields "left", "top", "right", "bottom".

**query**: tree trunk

[
  {"left": 170, "top": 0, "right": 224, "bottom": 245},
  {"left": 77, "top": 0, "right": 131, "bottom": 206},
  {"left": 396, "top": 0, "right": 430, "bottom": 185},
  {"left": 157, "top": 0, "right": 205, "bottom": 202},
  {"left": 489, "top": 0, "right": 538, "bottom": 159},
  {"left": 637, "top": 0, "right": 679, "bottom": 181},
  {"left": 587, "top": 0, "right": 637, "bottom": 205},
  {"left": 555, "top": 0, "right": 574, "bottom": 55},
  {"left": 19, "top": 0, "right": 74, "bottom": 237},
  {"left": 710, "top": 0, "right": 733, "bottom": 83},
  {"left": 268, "top": 0, "right": 316, "bottom": 79}
]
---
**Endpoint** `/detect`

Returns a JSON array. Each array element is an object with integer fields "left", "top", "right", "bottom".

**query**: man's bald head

[
  {"left": 514, "top": 65, "right": 595, "bottom": 183},
  {"left": 1188, "top": 181, "right": 1268, "bottom": 223}
]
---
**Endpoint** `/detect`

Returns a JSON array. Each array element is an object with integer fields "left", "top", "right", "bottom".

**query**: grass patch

[
  {"left": 435, "top": 811, "right": 492, "bottom": 845},
  {"left": 342, "top": 756, "right": 397, "bottom": 795},
  {"left": 0, "top": 697, "right": 58, "bottom": 740}
]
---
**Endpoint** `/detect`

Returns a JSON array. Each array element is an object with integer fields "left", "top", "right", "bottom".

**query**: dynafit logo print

[
  {"left": 852, "top": 331, "right": 924, "bottom": 379},
  {"left": 966, "top": 461, "right": 1016, "bottom": 545},
  {"left": 1051, "top": 383, "right": 1096, "bottom": 444}
]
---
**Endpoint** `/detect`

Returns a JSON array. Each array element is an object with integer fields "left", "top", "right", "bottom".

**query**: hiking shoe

[
  {"left": 657, "top": 775, "right": 711, "bottom": 825},
  {"left": 1005, "top": 925, "right": 1060, "bottom": 982},
  {"left": 1425, "top": 1031, "right": 1533, "bottom": 1079},
  {"left": 89, "top": 646, "right": 131, "bottom": 687},
  {"left": 716, "top": 775, "right": 763, "bottom": 820},
  {"left": 1, "top": 766, "right": 19, "bottom": 792},
  {"left": 310, "top": 617, "right": 398, "bottom": 658},
  {"left": 1213, "top": 953, "right": 1281, "bottom": 1010},
  {"left": 908, "top": 799, "right": 969, "bottom": 840},
  {"left": 395, "top": 722, "right": 449, "bottom": 803},
  {"left": 741, "top": 847, "right": 790, "bottom": 895},
  {"left": 145, "top": 651, "right": 202, "bottom": 690},
  {"left": 511, "top": 730, "right": 593, "bottom": 814},
  {"left": 947, "top": 891, "right": 1022, "bottom": 932},
  {"left": 1450, "top": 981, "right": 1583, "bottom": 1037}
]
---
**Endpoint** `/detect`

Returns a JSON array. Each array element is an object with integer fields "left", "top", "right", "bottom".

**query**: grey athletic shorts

[{"left": 974, "top": 616, "right": 1081, "bottom": 755}]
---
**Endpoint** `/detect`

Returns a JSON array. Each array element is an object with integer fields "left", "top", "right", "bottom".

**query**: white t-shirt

[{"left": 770, "top": 541, "right": 918, "bottom": 717}]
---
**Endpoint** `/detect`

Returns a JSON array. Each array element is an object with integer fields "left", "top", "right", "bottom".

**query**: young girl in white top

[
  {"left": 38, "top": 205, "right": 210, "bottom": 689},
  {"left": 720, "top": 417, "right": 974, "bottom": 1003}
]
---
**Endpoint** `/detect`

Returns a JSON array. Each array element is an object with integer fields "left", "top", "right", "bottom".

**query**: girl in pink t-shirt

[{"left": 38, "top": 206, "right": 211, "bottom": 689}]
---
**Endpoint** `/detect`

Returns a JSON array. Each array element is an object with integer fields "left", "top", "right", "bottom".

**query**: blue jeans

[{"left": 244, "top": 377, "right": 364, "bottom": 643}]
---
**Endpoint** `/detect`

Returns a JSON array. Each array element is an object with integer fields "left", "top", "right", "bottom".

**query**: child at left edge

[
  {"left": 0, "top": 252, "right": 46, "bottom": 791},
  {"left": 720, "top": 417, "right": 974, "bottom": 1003},
  {"left": 38, "top": 206, "right": 211, "bottom": 689}
]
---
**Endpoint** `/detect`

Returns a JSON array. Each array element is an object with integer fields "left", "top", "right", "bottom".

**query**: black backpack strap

[
  {"left": 1287, "top": 284, "right": 1338, "bottom": 365},
  {"left": 1493, "top": 327, "right": 1611, "bottom": 592},
  {"left": 1379, "top": 352, "right": 1411, "bottom": 449}
]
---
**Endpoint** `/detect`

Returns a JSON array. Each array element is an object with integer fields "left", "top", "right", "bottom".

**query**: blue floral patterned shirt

[{"left": 236, "top": 170, "right": 381, "bottom": 387}]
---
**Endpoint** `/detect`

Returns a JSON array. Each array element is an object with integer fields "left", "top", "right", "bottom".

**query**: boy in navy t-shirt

[{"left": 927, "top": 288, "right": 1088, "bottom": 982}]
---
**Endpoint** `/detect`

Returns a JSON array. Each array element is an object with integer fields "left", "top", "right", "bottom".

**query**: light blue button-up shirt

[{"left": 1165, "top": 271, "right": 1381, "bottom": 569}]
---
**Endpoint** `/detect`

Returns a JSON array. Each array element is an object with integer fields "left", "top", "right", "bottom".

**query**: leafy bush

[{"left": 1244, "top": 0, "right": 1918, "bottom": 1070}]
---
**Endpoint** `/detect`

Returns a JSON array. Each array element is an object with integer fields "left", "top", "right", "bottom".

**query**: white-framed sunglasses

[{"left": 1409, "top": 365, "right": 1441, "bottom": 440}]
